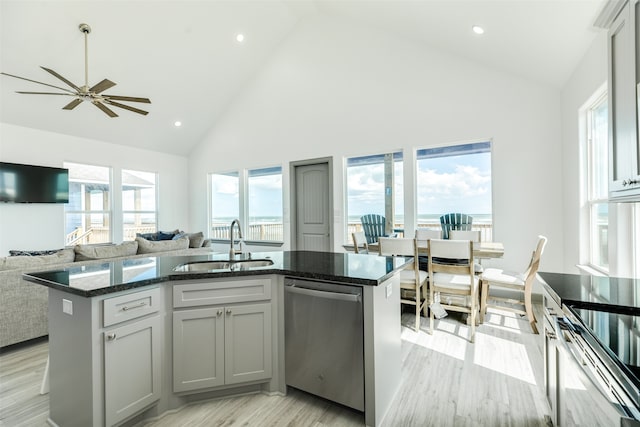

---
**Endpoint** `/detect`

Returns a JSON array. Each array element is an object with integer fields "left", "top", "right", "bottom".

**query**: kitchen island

[{"left": 24, "top": 251, "right": 409, "bottom": 427}]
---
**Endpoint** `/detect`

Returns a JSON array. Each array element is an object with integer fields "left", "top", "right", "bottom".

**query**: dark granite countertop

[
  {"left": 538, "top": 271, "right": 640, "bottom": 315},
  {"left": 23, "top": 250, "right": 411, "bottom": 298}
]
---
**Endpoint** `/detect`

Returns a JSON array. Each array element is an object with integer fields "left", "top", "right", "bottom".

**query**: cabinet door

[
  {"left": 224, "top": 303, "right": 272, "bottom": 385},
  {"left": 104, "top": 314, "right": 161, "bottom": 427},
  {"left": 173, "top": 307, "right": 225, "bottom": 392},
  {"left": 609, "top": 1, "right": 640, "bottom": 198}
]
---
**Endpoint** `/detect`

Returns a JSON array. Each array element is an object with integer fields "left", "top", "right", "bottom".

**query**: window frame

[
  {"left": 415, "top": 140, "right": 493, "bottom": 242},
  {"left": 64, "top": 161, "right": 113, "bottom": 245},
  {"left": 584, "top": 92, "right": 609, "bottom": 274},
  {"left": 208, "top": 166, "right": 284, "bottom": 245},
  {"left": 121, "top": 169, "right": 159, "bottom": 241},
  {"left": 344, "top": 151, "right": 404, "bottom": 244}
]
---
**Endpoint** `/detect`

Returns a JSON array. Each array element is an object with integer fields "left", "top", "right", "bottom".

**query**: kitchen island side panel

[
  {"left": 48, "top": 287, "right": 102, "bottom": 427},
  {"left": 363, "top": 274, "right": 401, "bottom": 427}
]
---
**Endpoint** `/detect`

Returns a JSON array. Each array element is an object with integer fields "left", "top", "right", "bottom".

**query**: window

[
  {"left": 586, "top": 94, "right": 609, "bottom": 271},
  {"left": 345, "top": 152, "right": 404, "bottom": 241},
  {"left": 122, "top": 169, "right": 157, "bottom": 241},
  {"left": 416, "top": 142, "right": 492, "bottom": 241},
  {"left": 247, "top": 167, "right": 283, "bottom": 241},
  {"left": 64, "top": 162, "right": 112, "bottom": 245},
  {"left": 210, "top": 167, "right": 283, "bottom": 242}
]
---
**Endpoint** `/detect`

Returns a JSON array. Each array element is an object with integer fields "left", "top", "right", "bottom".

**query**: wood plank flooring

[{"left": 0, "top": 307, "right": 552, "bottom": 426}]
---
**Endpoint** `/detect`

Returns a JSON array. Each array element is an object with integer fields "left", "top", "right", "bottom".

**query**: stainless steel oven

[{"left": 544, "top": 303, "right": 640, "bottom": 426}]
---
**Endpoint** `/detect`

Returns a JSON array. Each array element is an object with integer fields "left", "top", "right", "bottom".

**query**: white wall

[
  {"left": 189, "top": 14, "right": 565, "bottom": 274},
  {"left": 0, "top": 123, "right": 190, "bottom": 256},
  {"left": 559, "top": 32, "right": 608, "bottom": 274}
]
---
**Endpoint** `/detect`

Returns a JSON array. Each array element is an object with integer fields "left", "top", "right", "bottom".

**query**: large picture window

[
  {"left": 210, "top": 167, "right": 283, "bottom": 242},
  {"left": 345, "top": 152, "right": 403, "bottom": 242},
  {"left": 122, "top": 169, "right": 157, "bottom": 241},
  {"left": 64, "top": 162, "right": 112, "bottom": 245},
  {"left": 416, "top": 142, "right": 492, "bottom": 240}
]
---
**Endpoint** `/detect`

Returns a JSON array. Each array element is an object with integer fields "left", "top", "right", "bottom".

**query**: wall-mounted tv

[{"left": 0, "top": 162, "right": 69, "bottom": 203}]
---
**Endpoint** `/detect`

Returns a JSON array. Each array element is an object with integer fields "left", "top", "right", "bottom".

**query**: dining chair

[
  {"left": 415, "top": 228, "right": 442, "bottom": 271},
  {"left": 428, "top": 238, "right": 479, "bottom": 342},
  {"left": 360, "top": 214, "right": 389, "bottom": 244},
  {"left": 378, "top": 237, "right": 428, "bottom": 331},
  {"left": 352, "top": 231, "right": 369, "bottom": 254},
  {"left": 439, "top": 213, "right": 473, "bottom": 240},
  {"left": 479, "top": 235, "right": 547, "bottom": 334},
  {"left": 449, "top": 229, "right": 484, "bottom": 274}
]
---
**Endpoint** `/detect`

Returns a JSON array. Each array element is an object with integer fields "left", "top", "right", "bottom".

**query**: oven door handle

[{"left": 553, "top": 315, "right": 619, "bottom": 406}]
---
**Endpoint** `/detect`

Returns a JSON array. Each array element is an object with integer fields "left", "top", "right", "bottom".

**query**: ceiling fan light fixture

[{"left": 0, "top": 23, "right": 151, "bottom": 118}]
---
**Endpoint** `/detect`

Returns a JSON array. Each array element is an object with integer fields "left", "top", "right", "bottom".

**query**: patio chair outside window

[
  {"left": 440, "top": 213, "right": 473, "bottom": 239},
  {"left": 360, "top": 214, "right": 389, "bottom": 244}
]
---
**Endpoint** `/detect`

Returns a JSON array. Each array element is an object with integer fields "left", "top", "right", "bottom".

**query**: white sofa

[{"left": 0, "top": 238, "right": 214, "bottom": 348}]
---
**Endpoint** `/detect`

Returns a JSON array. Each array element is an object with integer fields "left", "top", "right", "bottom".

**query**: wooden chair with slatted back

[
  {"left": 480, "top": 235, "right": 547, "bottom": 334},
  {"left": 378, "top": 237, "right": 427, "bottom": 331},
  {"left": 360, "top": 214, "right": 388, "bottom": 244},
  {"left": 352, "top": 231, "right": 369, "bottom": 254},
  {"left": 428, "top": 238, "right": 479, "bottom": 342},
  {"left": 439, "top": 213, "right": 473, "bottom": 240}
]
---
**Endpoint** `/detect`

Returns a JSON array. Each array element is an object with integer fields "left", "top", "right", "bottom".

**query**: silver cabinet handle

[
  {"left": 106, "top": 333, "right": 116, "bottom": 341},
  {"left": 226, "top": 309, "right": 232, "bottom": 315},
  {"left": 217, "top": 309, "right": 223, "bottom": 317},
  {"left": 121, "top": 301, "right": 147, "bottom": 312}
]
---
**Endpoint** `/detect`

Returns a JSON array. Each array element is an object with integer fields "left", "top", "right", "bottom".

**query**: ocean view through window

[
  {"left": 416, "top": 142, "right": 493, "bottom": 241},
  {"left": 210, "top": 167, "right": 283, "bottom": 243}
]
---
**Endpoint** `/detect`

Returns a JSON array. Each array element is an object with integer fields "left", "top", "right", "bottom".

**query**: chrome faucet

[{"left": 229, "top": 219, "right": 244, "bottom": 258}]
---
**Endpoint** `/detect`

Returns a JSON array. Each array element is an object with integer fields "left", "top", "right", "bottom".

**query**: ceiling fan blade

[
  {"left": 40, "top": 66, "right": 81, "bottom": 92},
  {"left": 103, "top": 99, "right": 149, "bottom": 116},
  {"left": 15, "top": 91, "right": 75, "bottom": 96},
  {"left": 63, "top": 98, "right": 83, "bottom": 110},
  {"left": 1, "top": 72, "right": 77, "bottom": 94},
  {"left": 90, "top": 79, "right": 116, "bottom": 94},
  {"left": 103, "top": 95, "right": 151, "bottom": 104},
  {"left": 93, "top": 101, "right": 118, "bottom": 117}
]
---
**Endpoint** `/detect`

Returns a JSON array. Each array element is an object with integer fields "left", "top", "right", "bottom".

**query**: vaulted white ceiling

[{"left": 0, "top": 0, "right": 606, "bottom": 156}]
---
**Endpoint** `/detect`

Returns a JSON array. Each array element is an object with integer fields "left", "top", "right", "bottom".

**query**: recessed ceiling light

[
  {"left": 236, "top": 34, "right": 245, "bottom": 43},
  {"left": 174, "top": 121, "right": 182, "bottom": 127},
  {"left": 472, "top": 25, "right": 485, "bottom": 35}
]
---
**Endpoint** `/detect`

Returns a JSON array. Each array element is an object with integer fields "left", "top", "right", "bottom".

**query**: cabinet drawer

[
  {"left": 173, "top": 278, "right": 272, "bottom": 308},
  {"left": 103, "top": 287, "right": 160, "bottom": 327}
]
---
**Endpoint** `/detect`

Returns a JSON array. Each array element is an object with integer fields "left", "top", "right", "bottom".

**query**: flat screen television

[{"left": 0, "top": 162, "right": 69, "bottom": 203}]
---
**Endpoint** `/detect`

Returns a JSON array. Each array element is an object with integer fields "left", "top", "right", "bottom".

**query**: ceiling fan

[{"left": 0, "top": 23, "right": 151, "bottom": 118}]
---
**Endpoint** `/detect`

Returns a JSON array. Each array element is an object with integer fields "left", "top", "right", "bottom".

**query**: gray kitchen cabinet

[
  {"left": 224, "top": 302, "right": 272, "bottom": 385},
  {"left": 608, "top": 0, "right": 640, "bottom": 201},
  {"left": 173, "top": 278, "right": 273, "bottom": 393},
  {"left": 104, "top": 314, "right": 162, "bottom": 427}
]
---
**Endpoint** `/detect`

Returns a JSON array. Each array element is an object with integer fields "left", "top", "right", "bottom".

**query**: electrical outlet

[
  {"left": 386, "top": 283, "right": 392, "bottom": 298},
  {"left": 62, "top": 299, "right": 73, "bottom": 315}
]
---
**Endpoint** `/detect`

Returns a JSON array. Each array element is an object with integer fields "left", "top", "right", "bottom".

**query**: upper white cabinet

[{"left": 607, "top": 0, "right": 640, "bottom": 201}]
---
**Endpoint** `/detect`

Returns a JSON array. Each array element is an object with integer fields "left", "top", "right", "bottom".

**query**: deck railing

[
  {"left": 347, "top": 221, "right": 494, "bottom": 242},
  {"left": 211, "top": 223, "right": 284, "bottom": 242}
]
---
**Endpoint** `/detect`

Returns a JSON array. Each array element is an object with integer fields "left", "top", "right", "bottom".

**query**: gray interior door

[{"left": 295, "top": 163, "right": 330, "bottom": 251}]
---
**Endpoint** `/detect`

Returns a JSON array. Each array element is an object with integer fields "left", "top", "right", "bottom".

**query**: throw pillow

[
  {"left": 135, "top": 236, "right": 189, "bottom": 254},
  {"left": 1, "top": 248, "right": 75, "bottom": 271},
  {"left": 74, "top": 241, "right": 139, "bottom": 261},
  {"left": 187, "top": 232, "right": 205, "bottom": 248},
  {"left": 9, "top": 248, "right": 62, "bottom": 256},
  {"left": 136, "top": 232, "right": 159, "bottom": 241}
]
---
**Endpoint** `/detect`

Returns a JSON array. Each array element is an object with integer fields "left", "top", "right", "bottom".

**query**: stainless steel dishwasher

[{"left": 284, "top": 277, "right": 364, "bottom": 411}]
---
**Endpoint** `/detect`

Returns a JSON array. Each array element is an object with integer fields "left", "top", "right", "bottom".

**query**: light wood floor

[{"left": 0, "top": 307, "right": 552, "bottom": 427}]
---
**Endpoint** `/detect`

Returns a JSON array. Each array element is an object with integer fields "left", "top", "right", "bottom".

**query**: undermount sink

[{"left": 173, "top": 259, "right": 274, "bottom": 273}]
